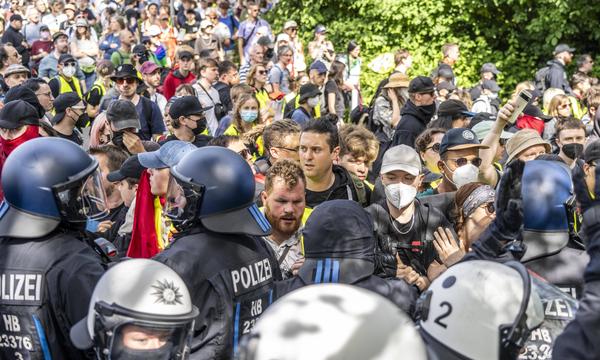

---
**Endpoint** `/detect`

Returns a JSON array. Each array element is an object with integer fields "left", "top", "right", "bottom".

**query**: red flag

[{"left": 127, "top": 170, "right": 161, "bottom": 258}]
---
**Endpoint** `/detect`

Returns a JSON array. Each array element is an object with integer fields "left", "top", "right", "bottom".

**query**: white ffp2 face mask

[
  {"left": 384, "top": 183, "right": 417, "bottom": 209},
  {"left": 451, "top": 163, "right": 479, "bottom": 189},
  {"left": 63, "top": 65, "right": 76, "bottom": 77},
  {"left": 307, "top": 97, "right": 320, "bottom": 108}
]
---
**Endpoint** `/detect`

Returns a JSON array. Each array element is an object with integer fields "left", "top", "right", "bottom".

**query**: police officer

[
  {"left": 274, "top": 199, "right": 417, "bottom": 315},
  {"left": 154, "top": 146, "right": 280, "bottom": 359},
  {"left": 417, "top": 260, "right": 544, "bottom": 359},
  {"left": 238, "top": 284, "right": 428, "bottom": 360},
  {"left": 70, "top": 258, "right": 199, "bottom": 359},
  {"left": 0, "top": 137, "right": 108, "bottom": 359}
]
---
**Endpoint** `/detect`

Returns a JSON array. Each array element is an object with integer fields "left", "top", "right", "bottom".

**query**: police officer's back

[
  {"left": 0, "top": 137, "right": 107, "bottom": 359},
  {"left": 154, "top": 146, "right": 280, "bottom": 359},
  {"left": 275, "top": 200, "right": 418, "bottom": 315}
]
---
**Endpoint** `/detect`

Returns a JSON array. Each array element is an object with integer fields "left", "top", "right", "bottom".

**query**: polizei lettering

[
  {"left": 0, "top": 272, "right": 43, "bottom": 306},
  {"left": 230, "top": 259, "right": 273, "bottom": 295}
]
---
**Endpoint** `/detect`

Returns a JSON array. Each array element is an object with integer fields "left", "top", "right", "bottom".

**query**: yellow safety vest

[
  {"left": 293, "top": 95, "right": 321, "bottom": 117},
  {"left": 57, "top": 75, "right": 83, "bottom": 98}
]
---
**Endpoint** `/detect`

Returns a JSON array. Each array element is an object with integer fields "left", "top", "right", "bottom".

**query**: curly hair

[
  {"left": 264, "top": 159, "right": 306, "bottom": 193},
  {"left": 339, "top": 124, "right": 379, "bottom": 165}
]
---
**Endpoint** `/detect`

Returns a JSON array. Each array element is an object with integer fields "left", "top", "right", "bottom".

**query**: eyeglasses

[
  {"left": 558, "top": 103, "right": 571, "bottom": 110},
  {"left": 257, "top": 70, "right": 267, "bottom": 75},
  {"left": 276, "top": 146, "right": 299, "bottom": 153},
  {"left": 484, "top": 202, "right": 495, "bottom": 215},
  {"left": 115, "top": 78, "right": 137, "bottom": 85},
  {"left": 289, "top": 27, "right": 298, "bottom": 31},
  {"left": 449, "top": 157, "right": 482, "bottom": 167},
  {"left": 426, "top": 143, "right": 440, "bottom": 153}
]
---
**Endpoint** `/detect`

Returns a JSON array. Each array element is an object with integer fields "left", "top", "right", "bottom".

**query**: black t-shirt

[
  {"left": 160, "top": 134, "right": 212, "bottom": 148},
  {"left": 324, "top": 79, "right": 344, "bottom": 119},
  {"left": 305, "top": 171, "right": 343, "bottom": 208},
  {"left": 55, "top": 129, "right": 83, "bottom": 145}
]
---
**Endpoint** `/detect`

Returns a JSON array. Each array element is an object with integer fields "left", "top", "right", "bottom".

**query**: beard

[{"left": 264, "top": 203, "right": 301, "bottom": 238}]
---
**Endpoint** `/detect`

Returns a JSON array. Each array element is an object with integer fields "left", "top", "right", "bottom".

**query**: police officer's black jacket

[
  {"left": 0, "top": 230, "right": 105, "bottom": 360},
  {"left": 553, "top": 206, "right": 600, "bottom": 359},
  {"left": 274, "top": 200, "right": 418, "bottom": 316},
  {"left": 154, "top": 227, "right": 281, "bottom": 360}
]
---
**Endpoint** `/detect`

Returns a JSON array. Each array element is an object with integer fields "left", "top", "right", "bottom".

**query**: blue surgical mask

[{"left": 240, "top": 110, "right": 258, "bottom": 123}]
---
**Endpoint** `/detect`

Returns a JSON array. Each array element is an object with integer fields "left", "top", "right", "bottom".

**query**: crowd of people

[{"left": 0, "top": 0, "right": 600, "bottom": 359}]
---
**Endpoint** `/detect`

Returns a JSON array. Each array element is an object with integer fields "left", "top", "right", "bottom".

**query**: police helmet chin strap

[{"left": 498, "top": 261, "right": 532, "bottom": 360}]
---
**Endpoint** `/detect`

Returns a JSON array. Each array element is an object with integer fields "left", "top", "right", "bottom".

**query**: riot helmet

[
  {"left": 164, "top": 146, "right": 271, "bottom": 235},
  {"left": 417, "top": 260, "right": 544, "bottom": 360},
  {"left": 520, "top": 159, "right": 574, "bottom": 261},
  {"left": 237, "top": 283, "right": 428, "bottom": 360},
  {"left": 70, "top": 259, "right": 199, "bottom": 360},
  {"left": 0, "top": 137, "right": 108, "bottom": 238}
]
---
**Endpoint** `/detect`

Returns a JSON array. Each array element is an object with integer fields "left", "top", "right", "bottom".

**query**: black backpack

[{"left": 535, "top": 66, "right": 550, "bottom": 93}]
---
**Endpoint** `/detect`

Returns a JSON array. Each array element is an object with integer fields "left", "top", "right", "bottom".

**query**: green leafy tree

[{"left": 266, "top": 0, "right": 600, "bottom": 101}]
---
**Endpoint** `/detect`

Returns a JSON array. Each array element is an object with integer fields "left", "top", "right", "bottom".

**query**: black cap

[
  {"left": 298, "top": 83, "right": 321, "bottom": 102},
  {"left": 39, "top": 25, "right": 49, "bottom": 32},
  {"left": 111, "top": 64, "right": 141, "bottom": 81},
  {"left": 439, "top": 128, "right": 489, "bottom": 155},
  {"left": 107, "top": 155, "right": 145, "bottom": 182},
  {"left": 132, "top": 44, "right": 147, "bottom": 57},
  {"left": 437, "top": 64, "right": 454, "bottom": 80},
  {"left": 52, "top": 92, "right": 83, "bottom": 124},
  {"left": 0, "top": 100, "right": 39, "bottom": 129},
  {"left": 523, "top": 103, "right": 552, "bottom": 121},
  {"left": 437, "top": 80, "right": 455, "bottom": 92},
  {"left": 554, "top": 44, "right": 575, "bottom": 55},
  {"left": 437, "top": 99, "right": 475, "bottom": 118},
  {"left": 481, "top": 79, "right": 500, "bottom": 92},
  {"left": 169, "top": 96, "right": 212, "bottom": 119},
  {"left": 4, "top": 86, "right": 45, "bottom": 118},
  {"left": 408, "top": 76, "right": 435, "bottom": 94},
  {"left": 106, "top": 99, "right": 141, "bottom": 131},
  {"left": 469, "top": 112, "right": 496, "bottom": 129},
  {"left": 58, "top": 54, "right": 76, "bottom": 65},
  {"left": 52, "top": 31, "right": 68, "bottom": 42},
  {"left": 178, "top": 50, "right": 193, "bottom": 60},
  {"left": 480, "top": 62, "right": 500, "bottom": 74},
  {"left": 584, "top": 140, "right": 600, "bottom": 164},
  {"left": 9, "top": 14, "right": 22, "bottom": 22}
]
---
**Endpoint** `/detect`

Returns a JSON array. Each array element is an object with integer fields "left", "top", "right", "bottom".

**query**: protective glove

[{"left": 489, "top": 159, "right": 525, "bottom": 242}]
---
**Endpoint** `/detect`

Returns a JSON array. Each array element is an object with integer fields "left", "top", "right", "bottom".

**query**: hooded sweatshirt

[{"left": 391, "top": 99, "right": 436, "bottom": 148}]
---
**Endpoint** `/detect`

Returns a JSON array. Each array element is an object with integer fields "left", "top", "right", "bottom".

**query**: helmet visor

[
  {"left": 163, "top": 177, "right": 204, "bottom": 230},
  {"left": 54, "top": 168, "right": 109, "bottom": 222},
  {"left": 109, "top": 322, "right": 193, "bottom": 359}
]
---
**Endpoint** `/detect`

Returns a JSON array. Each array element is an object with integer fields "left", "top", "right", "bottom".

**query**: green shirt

[{"left": 110, "top": 50, "right": 132, "bottom": 67}]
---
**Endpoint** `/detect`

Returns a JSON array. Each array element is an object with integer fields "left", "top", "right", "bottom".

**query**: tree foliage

[{"left": 265, "top": 0, "right": 600, "bottom": 100}]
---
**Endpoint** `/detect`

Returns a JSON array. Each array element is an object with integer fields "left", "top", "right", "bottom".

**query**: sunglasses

[
  {"left": 115, "top": 78, "right": 137, "bottom": 85},
  {"left": 64, "top": 62, "right": 77, "bottom": 67},
  {"left": 257, "top": 70, "right": 267, "bottom": 75},
  {"left": 449, "top": 157, "right": 482, "bottom": 167},
  {"left": 558, "top": 103, "right": 571, "bottom": 110},
  {"left": 426, "top": 143, "right": 440, "bottom": 153},
  {"left": 289, "top": 27, "right": 298, "bottom": 31},
  {"left": 484, "top": 202, "right": 495, "bottom": 215}
]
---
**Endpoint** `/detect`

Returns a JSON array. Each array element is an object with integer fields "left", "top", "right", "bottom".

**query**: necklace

[{"left": 390, "top": 213, "right": 415, "bottom": 235}]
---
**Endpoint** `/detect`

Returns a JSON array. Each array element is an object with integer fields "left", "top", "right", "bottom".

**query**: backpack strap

[{"left": 349, "top": 173, "right": 368, "bottom": 207}]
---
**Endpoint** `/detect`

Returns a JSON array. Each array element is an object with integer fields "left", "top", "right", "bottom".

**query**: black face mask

[
  {"left": 111, "top": 130, "right": 126, "bottom": 149},
  {"left": 562, "top": 143, "right": 584, "bottom": 160},
  {"left": 188, "top": 117, "right": 207, "bottom": 136}
]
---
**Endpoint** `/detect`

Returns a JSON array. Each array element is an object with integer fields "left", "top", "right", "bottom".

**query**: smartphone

[{"left": 507, "top": 89, "right": 532, "bottom": 124}]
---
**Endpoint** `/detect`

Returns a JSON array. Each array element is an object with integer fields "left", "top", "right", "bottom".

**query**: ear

[
  {"left": 415, "top": 173, "right": 425, "bottom": 189},
  {"left": 260, "top": 190, "right": 268, "bottom": 205},
  {"left": 331, "top": 145, "right": 340, "bottom": 160},
  {"left": 269, "top": 146, "right": 279, "bottom": 160},
  {"left": 437, "top": 160, "right": 446, "bottom": 174}
]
